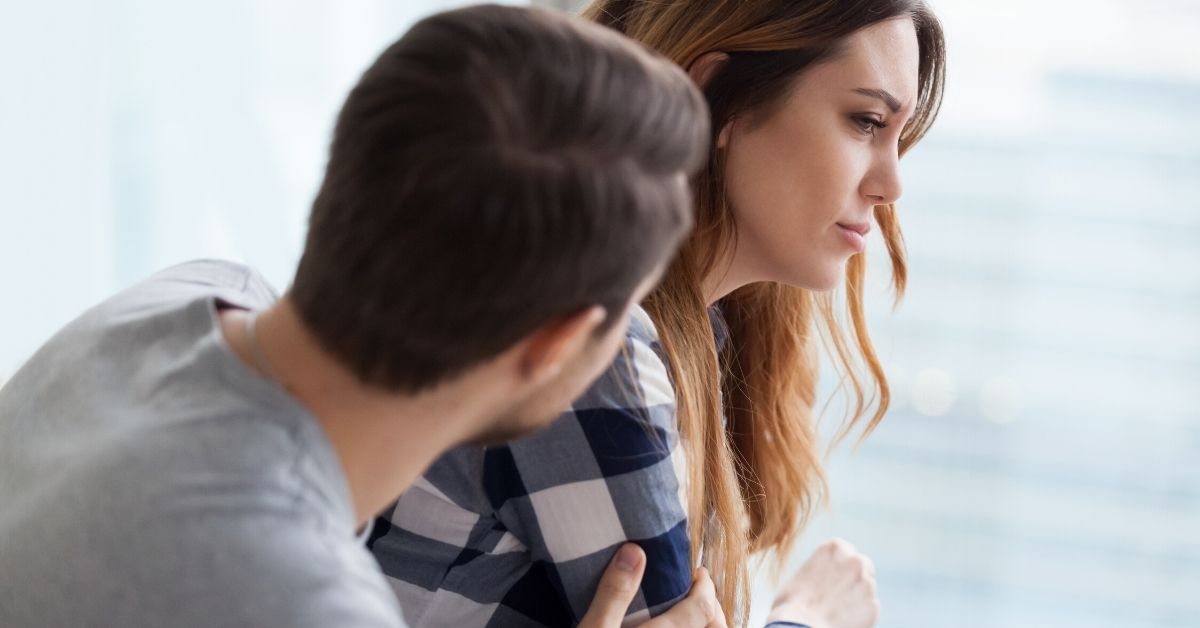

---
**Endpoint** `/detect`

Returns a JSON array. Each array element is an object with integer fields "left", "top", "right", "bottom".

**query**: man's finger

[
  {"left": 579, "top": 544, "right": 646, "bottom": 628},
  {"left": 645, "top": 568, "right": 726, "bottom": 628}
]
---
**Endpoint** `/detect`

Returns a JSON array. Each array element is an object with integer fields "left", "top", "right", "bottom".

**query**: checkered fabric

[
  {"left": 369, "top": 305, "right": 690, "bottom": 627},
  {"left": 368, "top": 305, "right": 808, "bottom": 628}
]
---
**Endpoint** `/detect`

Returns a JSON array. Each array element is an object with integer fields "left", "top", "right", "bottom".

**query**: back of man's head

[{"left": 291, "top": 4, "right": 708, "bottom": 393}]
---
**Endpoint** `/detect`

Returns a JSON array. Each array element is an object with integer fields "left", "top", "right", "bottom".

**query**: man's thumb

[{"left": 579, "top": 544, "right": 646, "bottom": 628}]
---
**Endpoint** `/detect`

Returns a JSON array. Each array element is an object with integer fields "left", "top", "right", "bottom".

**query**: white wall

[{"left": 0, "top": 0, "right": 520, "bottom": 381}]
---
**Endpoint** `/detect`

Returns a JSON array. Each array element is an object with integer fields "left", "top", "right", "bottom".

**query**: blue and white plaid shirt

[{"left": 368, "top": 305, "right": 806, "bottom": 628}]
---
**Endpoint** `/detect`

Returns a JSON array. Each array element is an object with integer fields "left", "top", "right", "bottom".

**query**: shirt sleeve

[
  {"left": 482, "top": 307, "right": 692, "bottom": 624},
  {"left": 136, "top": 504, "right": 406, "bottom": 628}
]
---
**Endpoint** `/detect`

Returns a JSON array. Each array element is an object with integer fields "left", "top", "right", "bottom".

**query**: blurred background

[{"left": 1, "top": 1, "right": 1196, "bottom": 626}]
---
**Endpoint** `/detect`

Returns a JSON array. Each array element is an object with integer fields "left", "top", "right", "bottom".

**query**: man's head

[{"left": 290, "top": 4, "right": 708, "bottom": 439}]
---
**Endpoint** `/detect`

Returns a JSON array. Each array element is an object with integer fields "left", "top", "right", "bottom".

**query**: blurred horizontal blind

[{"left": 753, "top": 2, "right": 1200, "bottom": 627}]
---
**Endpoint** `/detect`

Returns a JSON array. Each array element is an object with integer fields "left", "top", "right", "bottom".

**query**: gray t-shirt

[{"left": 0, "top": 260, "right": 405, "bottom": 628}]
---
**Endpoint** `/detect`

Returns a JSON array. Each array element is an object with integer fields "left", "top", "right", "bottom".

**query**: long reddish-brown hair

[{"left": 580, "top": 1, "right": 946, "bottom": 624}]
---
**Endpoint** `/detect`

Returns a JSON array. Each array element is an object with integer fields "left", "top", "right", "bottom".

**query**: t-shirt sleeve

[
  {"left": 483, "top": 309, "right": 692, "bottom": 624},
  {"left": 132, "top": 506, "right": 406, "bottom": 628}
]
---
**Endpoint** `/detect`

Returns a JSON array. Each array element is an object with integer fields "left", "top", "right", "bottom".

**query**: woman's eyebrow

[{"left": 852, "top": 87, "right": 902, "bottom": 113}]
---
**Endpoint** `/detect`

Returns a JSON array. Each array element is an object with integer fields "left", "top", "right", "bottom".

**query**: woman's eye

[{"left": 853, "top": 115, "right": 888, "bottom": 136}]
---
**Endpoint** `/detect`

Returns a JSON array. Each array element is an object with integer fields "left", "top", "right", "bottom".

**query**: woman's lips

[{"left": 836, "top": 222, "right": 870, "bottom": 252}]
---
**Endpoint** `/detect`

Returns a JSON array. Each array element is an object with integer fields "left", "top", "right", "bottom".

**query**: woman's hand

[
  {"left": 767, "top": 539, "right": 880, "bottom": 628},
  {"left": 581, "top": 543, "right": 727, "bottom": 628}
]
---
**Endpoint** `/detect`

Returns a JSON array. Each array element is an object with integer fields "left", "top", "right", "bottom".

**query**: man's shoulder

[
  {"left": 57, "top": 259, "right": 277, "bottom": 341},
  {"left": 0, "top": 419, "right": 397, "bottom": 628},
  {"left": 139, "top": 259, "right": 278, "bottom": 307}
]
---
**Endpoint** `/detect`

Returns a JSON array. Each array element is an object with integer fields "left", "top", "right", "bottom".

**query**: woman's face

[{"left": 720, "top": 17, "right": 921, "bottom": 292}]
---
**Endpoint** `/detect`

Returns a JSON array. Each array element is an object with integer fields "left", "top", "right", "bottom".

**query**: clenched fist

[{"left": 766, "top": 539, "right": 880, "bottom": 628}]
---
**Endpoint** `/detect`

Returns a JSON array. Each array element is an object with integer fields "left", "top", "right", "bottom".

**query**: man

[{"left": 0, "top": 5, "right": 721, "bottom": 627}]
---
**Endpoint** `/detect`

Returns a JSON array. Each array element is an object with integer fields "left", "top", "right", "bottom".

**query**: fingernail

[{"left": 616, "top": 544, "right": 641, "bottom": 571}]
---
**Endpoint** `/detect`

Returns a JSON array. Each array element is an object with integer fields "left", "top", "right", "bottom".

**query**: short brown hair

[{"left": 291, "top": 4, "right": 709, "bottom": 393}]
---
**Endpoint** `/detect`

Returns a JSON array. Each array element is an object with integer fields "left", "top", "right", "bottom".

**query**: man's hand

[
  {"left": 767, "top": 538, "right": 880, "bottom": 628},
  {"left": 580, "top": 543, "right": 727, "bottom": 628}
]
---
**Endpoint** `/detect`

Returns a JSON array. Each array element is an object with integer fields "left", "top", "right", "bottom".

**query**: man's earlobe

[{"left": 519, "top": 306, "right": 606, "bottom": 383}]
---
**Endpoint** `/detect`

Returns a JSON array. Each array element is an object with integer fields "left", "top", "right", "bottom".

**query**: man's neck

[{"left": 219, "top": 298, "right": 492, "bottom": 528}]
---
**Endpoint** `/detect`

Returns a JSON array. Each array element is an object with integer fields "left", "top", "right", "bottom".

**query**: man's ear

[
  {"left": 687, "top": 51, "right": 734, "bottom": 149},
  {"left": 517, "top": 306, "right": 607, "bottom": 385}
]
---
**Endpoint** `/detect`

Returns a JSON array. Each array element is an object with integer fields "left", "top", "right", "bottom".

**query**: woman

[{"left": 370, "top": 1, "right": 946, "bottom": 626}]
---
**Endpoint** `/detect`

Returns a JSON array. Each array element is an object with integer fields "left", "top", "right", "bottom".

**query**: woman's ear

[
  {"left": 687, "top": 52, "right": 735, "bottom": 150},
  {"left": 686, "top": 51, "right": 729, "bottom": 89}
]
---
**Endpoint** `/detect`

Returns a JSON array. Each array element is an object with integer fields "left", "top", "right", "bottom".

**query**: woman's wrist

[{"left": 766, "top": 600, "right": 823, "bottom": 627}]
